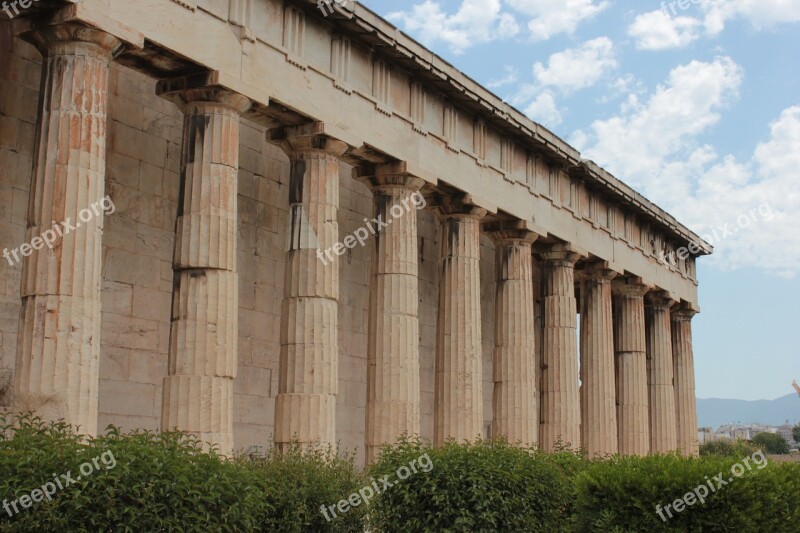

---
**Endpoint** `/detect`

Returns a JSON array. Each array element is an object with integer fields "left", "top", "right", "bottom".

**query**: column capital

[
  {"left": 157, "top": 74, "right": 252, "bottom": 113},
  {"left": 576, "top": 261, "right": 618, "bottom": 283},
  {"left": 612, "top": 276, "right": 650, "bottom": 298},
  {"left": 535, "top": 242, "right": 584, "bottom": 265},
  {"left": 483, "top": 220, "right": 539, "bottom": 245},
  {"left": 428, "top": 194, "right": 487, "bottom": 220},
  {"left": 645, "top": 290, "right": 677, "bottom": 310},
  {"left": 15, "top": 3, "right": 144, "bottom": 54},
  {"left": 671, "top": 303, "right": 699, "bottom": 321},
  {"left": 24, "top": 23, "right": 123, "bottom": 56},
  {"left": 270, "top": 122, "right": 350, "bottom": 158},
  {"left": 356, "top": 162, "right": 425, "bottom": 193}
]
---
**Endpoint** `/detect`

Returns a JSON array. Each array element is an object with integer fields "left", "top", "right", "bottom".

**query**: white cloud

[
  {"left": 506, "top": 0, "right": 609, "bottom": 40},
  {"left": 681, "top": 108, "right": 800, "bottom": 277},
  {"left": 487, "top": 65, "right": 519, "bottom": 89},
  {"left": 754, "top": 107, "right": 800, "bottom": 179},
  {"left": 701, "top": 0, "right": 800, "bottom": 35},
  {"left": 387, "top": 0, "right": 519, "bottom": 54},
  {"left": 628, "top": 10, "right": 702, "bottom": 50},
  {"left": 597, "top": 74, "right": 646, "bottom": 103},
  {"left": 631, "top": 1, "right": 800, "bottom": 50},
  {"left": 523, "top": 90, "right": 563, "bottom": 127},
  {"left": 388, "top": 0, "right": 613, "bottom": 52},
  {"left": 572, "top": 58, "right": 800, "bottom": 276},
  {"left": 573, "top": 57, "right": 743, "bottom": 184},
  {"left": 533, "top": 37, "right": 617, "bottom": 93},
  {"left": 509, "top": 37, "right": 616, "bottom": 130}
]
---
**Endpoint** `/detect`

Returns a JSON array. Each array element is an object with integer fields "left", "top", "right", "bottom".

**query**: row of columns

[{"left": 10, "top": 22, "right": 699, "bottom": 459}]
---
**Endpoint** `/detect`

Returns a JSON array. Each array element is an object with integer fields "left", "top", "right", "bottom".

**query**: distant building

[
  {"left": 698, "top": 428, "right": 732, "bottom": 444},
  {"left": 777, "top": 424, "right": 796, "bottom": 447},
  {"left": 711, "top": 422, "right": 791, "bottom": 444}
]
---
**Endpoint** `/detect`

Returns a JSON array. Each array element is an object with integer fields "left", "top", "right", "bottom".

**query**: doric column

[
  {"left": 612, "top": 278, "right": 650, "bottom": 456},
  {"left": 361, "top": 164, "right": 424, "bottom": 463},
  {"left": 485, "top": 222, "right": 538, "bottom": 445},
  {"left": 13, "top": 24, "right": 123, "bottom": 435},
  {"left": 273, "top": 124, "right": 348, "bottom": 449},
  {"left": 578, "top": 262, "right": 618, "bottom": 457},
  {"left": 672, "top": 304, "right": 699, "bottom": 457},
  {"left": 646, "top": 291, "right": 678, "bottom": 453},
  {"left": 432, "top": 196, "right": 486, "bottom": 446},
  {"left": 158, "top": 84, "right": 251, "bottom": 455},
  {"left": 537, "top": 243, "right": 582, "bottom": 452}
]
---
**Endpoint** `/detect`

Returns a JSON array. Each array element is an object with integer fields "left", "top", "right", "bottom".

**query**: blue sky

[{"left": 359, "top": 0, "right": 800, "bottom": 401}]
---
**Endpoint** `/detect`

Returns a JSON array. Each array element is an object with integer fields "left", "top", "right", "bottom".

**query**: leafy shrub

[
  {"left": 4, "top": 415, "right": 798, "bottom": 532},
  {"left": 0, "top": 414, "right": 269, "bottom": 532},
  {"left": 751, "top": 432, "right": 790, "bottom": 455},
  {"left": 573, "top": 453, "right": 800, "bottom": 532},
  {"left": 699, "top": 439, "right": 758, "bottom": 457},
  {"left": 368, "top": 438, "right": 577, "bottom": 532},
  {"left": 243, "top": 444, "right": 367, "bottom": 532},
  {"left": 0, "top": 414, "right": 366, "bottom": 532}
]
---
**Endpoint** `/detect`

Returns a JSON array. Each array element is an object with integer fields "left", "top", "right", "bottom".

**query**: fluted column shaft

[
  {"left": 433, "top": 200, "right": 486, "bottom": 446},
  {"left": 538, "top": 245, "right": 581, "bottom": 451},
  {"left": 160, "top": 89, "right": 250, "bottom": 455},
  {"left": 613, "top": 279, "right": 650, "bottom": 456},
  {"left": 646, "top": 292, "right": 677, "bottom": 453},
  {"left": 13, "top": 25, "right": 122, "bottom": 435},
  {"left": 487, "top": 224, "right": 538, "bottom": 445},
  {"left": 672, "top": 307, "right": 699, "bottom": 456},
  {"left": 274, "top": 127, "right": 348, "bottom": 449},
  {"left": 579, "top": 264, "right": 618, "bottom": 456},
  {"left": 364, "top": 171, "right": 424, "bottom": 463}
]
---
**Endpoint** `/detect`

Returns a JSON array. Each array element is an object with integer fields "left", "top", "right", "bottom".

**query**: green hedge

[
  {"left": 573, "top": 453, "right": 800, "bottom": 532},
  {"left": 371, "top": 440, "right": 799, "bottom": 532},
  {"left": 243, "top": 445, "right": 366, "bottom": 532},
  {"left": 3, "top": 416, "right": 799, "bottom": 532},
  {"left": 368, "top": 438, "right": 580, "bottom": 532},
  {"left": 0, "top": 414, "right": 365, "bottom": 532}
]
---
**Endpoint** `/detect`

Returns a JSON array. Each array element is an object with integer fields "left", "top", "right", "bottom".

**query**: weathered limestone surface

[
  {"left": 362, "top": 167, "right": 423, "bottom": 463},
  {"left": 613, "top": 278, "right": 650, "bottom": 456},
  {"left": 673, "top": 306, "right": 699, "bottom": 456},
  {"left": 646, "top": 291, "right": 678, "bottom": 453},
  {"left": 160, "top": 87, "right": 251, "bottom": 455},
  {"left": 433, "top": 198, "right": 486, "bottom": 446},
  {"left": 0, "top": 2, "right": 708, "bottom": 462},
  {"left": 538, "top": 244, "right": 581, "bottom": 451},
  {"left": 0, "top": 24, "right": 40, "bottom": 411},
  {"left": 273, "top": 124, "right": 348, "bottom": 449},
  {"left": 579, "top": 263, "right": 618, "bottom": 457},
  {"left": 13, "top": 25, "right": 121, "bottom": 435},
  {"left": 531, "top": 255, "right": 544, "bottom": 443},
  {"left": 486, "top": 223, "right": 538, "bottom": 445}
]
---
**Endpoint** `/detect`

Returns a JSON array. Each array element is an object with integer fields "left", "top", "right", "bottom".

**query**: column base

[
  {"left": 161, "top": 374, "right": 233, "bottom": 455},
  {"left": 14, "top": 294, "right": 100, "bottom": 435},
  {"left": 274, "top": 392, "right": 336, "bottom": 448}
]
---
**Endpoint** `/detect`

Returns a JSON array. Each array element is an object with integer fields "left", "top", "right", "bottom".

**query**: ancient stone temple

[{"left": 0, "top": 0, "right": 709, "bottom": 463}]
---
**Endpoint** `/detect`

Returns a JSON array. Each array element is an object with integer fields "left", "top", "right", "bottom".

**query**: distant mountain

[{"left": 697, "top": 394, "right": 800, "bottom": 429}]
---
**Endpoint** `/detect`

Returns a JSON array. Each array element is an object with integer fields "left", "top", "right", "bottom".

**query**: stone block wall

[
  {"left": 0, "top": 23, "right": 38, "bottom": 410},
  {"left": 0, "top": 23, "right": 500, "bottom": 462}
]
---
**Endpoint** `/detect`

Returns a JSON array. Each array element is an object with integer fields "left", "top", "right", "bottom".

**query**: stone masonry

[{"left": 0, "top": 1, "right": 707, "bottom": 462}]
